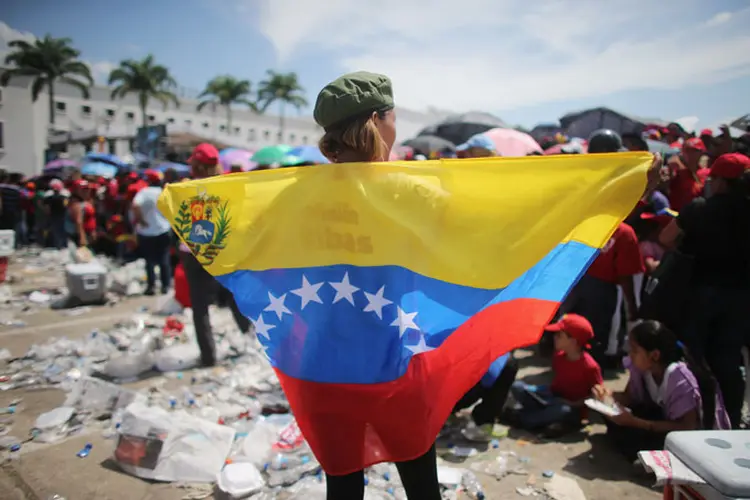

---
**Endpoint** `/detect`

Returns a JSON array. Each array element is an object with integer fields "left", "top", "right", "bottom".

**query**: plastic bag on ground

[
  {"left": 216, "top": 462, "right": 265, "bottom": 498},
  {"left": 34, "top": 406, "right": 75, "bottom": 443},
  {"left": 114, "top": 401, "right": 235, "bottom": 483},
  {"left": 102, "top": 352, "right": 155, "bottom": 379},
  {"left": 154, "top": 343, "right": 201, "bottom": 372}
]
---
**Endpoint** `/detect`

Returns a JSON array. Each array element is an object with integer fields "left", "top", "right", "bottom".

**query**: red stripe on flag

[{"left": 275, "top": 297, "right": 560, "bottom": 475}]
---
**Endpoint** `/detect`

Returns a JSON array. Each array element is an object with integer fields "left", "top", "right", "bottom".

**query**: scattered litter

[
  {"left": 516, "top": 486, "right": 537, "bottom": 496},
  {"left": 0, "top": 348, "right": 13, "bottom": 361},
  {"left": 76, "top": 442, "right": 93, "bottom": 458},
  {"left": 542, "top": 470, "right": 555, "bottom": 478},
  {"left": 543, "top": 474, "right": 586, "bottom": 500}
]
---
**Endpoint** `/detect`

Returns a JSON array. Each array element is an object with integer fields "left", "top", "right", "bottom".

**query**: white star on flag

[
  {"left": 291, "top": 275, "right": 324, "bottom": 310},
  {"left": 253, "top": 314, "right": 275, "bottom": 340},
  {"left": 363, "top": 285, "right": 393, "bottom": 319},
  {"left": 264, "top": 292, "right": 291, "bottom": 320},
  {"left": 406, "top": 334, "right": 434, "bottom": 355},
  {"left": 329, "top": 272, "right": 359, "bottom": 305},
  {"left": 391, "top": 306, "right": 419, "bottom": 338}
]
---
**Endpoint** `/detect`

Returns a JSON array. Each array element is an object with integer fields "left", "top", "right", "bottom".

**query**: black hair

[
  {"left": 622, "top": 133, "right": 649, "bottom": 152},
  {"left": 630, "top": 320, "right": 716, "bottom": 429}
]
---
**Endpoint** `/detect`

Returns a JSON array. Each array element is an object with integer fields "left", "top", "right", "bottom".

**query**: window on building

[
  {"left": 148, "top": 115, "right": 156, "bottom": 123},
  {"left": 301, "top": 136, "right": 308, "bottom": 144},
  {"left": 105, "top": 108, "right": 115, "bottom": 118},
  {"left": 276, "top": 131, "right": 283, "bottom": 141},
  {"left": 167, "top": 117, "right": 175, "bottom": 124},
  {"left": 202, "top": 122, "right": 210, "bottom": 129},
  {"left": 125, "top": 112, "right": 135, "bottom": 122},
  {"left": 185, "top": 119, "right": 192, "bottom": 127},
  {"left": 234, "top": 126, "right": 240, "bottom": 135},
  {"left": 289, "top": 133, "right": 296, "bottom": 143},
  {"left": 107, "top": 139, "right": 116, "bottom": 154},
  {"left": 0, "top": 121, "right": 4, "bottom": 151},
  {"left": 81, "top": 105, "right": 92, "bottom": 117},
  {"left": 129, "top": 138, "right": 136, "bottom": 151},
  {"left": 55, "top": 101, "right": 66, "bottom": 114},
  {"left": 263, "top": 130, "right": 270, "bottom": 140},
  {"left": 0, "top": 88, "right": 3, "bottom": 104},
  {"left": 219, "top": 124, "right": 226, "bottom": 132},
  {"left": 248, "top": 129, "right": 256, "bottom": 141}
]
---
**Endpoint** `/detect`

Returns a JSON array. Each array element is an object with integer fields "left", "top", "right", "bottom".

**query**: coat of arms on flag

[{"left": 173, "top": 191, "right": 232, "bottom": 265}]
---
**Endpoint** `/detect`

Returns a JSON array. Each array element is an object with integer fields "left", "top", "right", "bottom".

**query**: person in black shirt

[
  {"left": 659, "top": 152, "right": 750, "bottom": 427},
  {"left": 43, "top": 179, "right": 69, "bottom": 249}
]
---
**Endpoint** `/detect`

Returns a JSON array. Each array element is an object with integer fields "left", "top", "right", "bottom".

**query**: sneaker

[{"left": 144, "top": 289, "right": 155, "bottom": 296}]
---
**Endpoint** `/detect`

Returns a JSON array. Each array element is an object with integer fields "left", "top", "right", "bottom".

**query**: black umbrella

[
  {"left": 418, "top": 112, "right": 508, "bottom": 146},
  {"left": 402, "top": 135, "right": 456, "bottom": 156}
]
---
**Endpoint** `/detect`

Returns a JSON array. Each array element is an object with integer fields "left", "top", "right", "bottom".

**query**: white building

[{"left": 0, "top": 69, "right": 448, "bottom": 177}]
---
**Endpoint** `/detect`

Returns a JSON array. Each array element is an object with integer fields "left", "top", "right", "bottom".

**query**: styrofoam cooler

[
  {"left": 65, "top": 261, "right": 107, "bottom": 303},
  {"left": 0, "top": 230, "right": 15, "bottom": 257}
]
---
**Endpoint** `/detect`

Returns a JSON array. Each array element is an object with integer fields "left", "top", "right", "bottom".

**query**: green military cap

[{"left": 314, "top": 71, "right": 394, "bottom": 131}]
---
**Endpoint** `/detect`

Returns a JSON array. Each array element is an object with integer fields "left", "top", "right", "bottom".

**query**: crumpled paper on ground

[{"left": 638, "top": 450, "right": 706, "bottom": 487}]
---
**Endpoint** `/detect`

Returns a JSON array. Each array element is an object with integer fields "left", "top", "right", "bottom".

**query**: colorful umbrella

[
  {"left": 544, "top": 142, "right": 587, "bottom": 155},
  {"left": 154, "top": 162, "right": 191, "bottom": 175},
  {"left": 481, "top": 128, "right": 542, "bottom": 157},
  {"left": 81, "top": 161, "right": 118, "bottom": 178},
  {"left": 45, "top": 158, "right": 78, "bottom": 170},
  {"left": 251, "top": 145, "right": 292, "bottom": 166},
  {"left": 391, "top": 145, "right": 415, "bottom": 160},
  {"left": 402, "top": 135, "right": 456, "bottom": 156},
  {"left": 220, "top": 149, "right": 256, "bottom": 172},
  {"left": 84, "top": 152, "right": 128, "bottom": 169},
  {"left": 285, "top": 146, "right": 329, "bottom": 166}
]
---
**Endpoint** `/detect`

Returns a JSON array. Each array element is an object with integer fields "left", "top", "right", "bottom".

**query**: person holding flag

[{"left": 158, "top": 72, "right": 662, "bottom": 500}]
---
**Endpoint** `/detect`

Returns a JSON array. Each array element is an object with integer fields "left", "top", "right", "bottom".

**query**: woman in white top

[{"left": 131, "top": 169, "right": 172, "bottom": 295}]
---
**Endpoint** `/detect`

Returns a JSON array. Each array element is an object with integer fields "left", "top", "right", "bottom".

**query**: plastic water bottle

[
  {"left": 76, "top": 443, "right": 93, "bottom": 458},
  {"left": 9, "top": 443, "right": 21, "bottom": 462},
  {"left": 462, "top": 471, "right": 485, "bottom": 500}
]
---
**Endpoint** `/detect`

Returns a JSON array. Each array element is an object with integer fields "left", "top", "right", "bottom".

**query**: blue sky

[{"left": 1, "top": 0, "right": 749, "bottom": 131}]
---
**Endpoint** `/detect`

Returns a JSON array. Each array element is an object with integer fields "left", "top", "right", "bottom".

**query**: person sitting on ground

[
  {"left": 593, "top": 320, "right": 730, "bottom": 461},
  {"left": 451, "top": 353, "right": 519, "bottom": 438},
  {"left": 509, "top": 314, "right": 603, "bottom": 436}
]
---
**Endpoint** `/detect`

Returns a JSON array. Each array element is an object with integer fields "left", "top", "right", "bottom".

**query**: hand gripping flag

[{"left": 158, "top": 153, "right": 651, "bottom": 474}]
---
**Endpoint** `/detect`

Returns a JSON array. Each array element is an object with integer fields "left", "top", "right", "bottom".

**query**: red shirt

[
  {"left": 551, "top": 351, "right": 603, "bottom": 401},
  {"left": 669, "top": 167, "right": 709, "bottom": 212},
  {"left": 586, "top": 222, "right": 644, "bottom": 283}
]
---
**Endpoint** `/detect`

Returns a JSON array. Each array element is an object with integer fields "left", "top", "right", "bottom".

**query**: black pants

[
  {"left": 325, "top": 445, "right": 440, "bottom": 500},
  {"left": 138, "top": 232, "right": 172, "bottom": 293},
  {"left": 679, "top": 285, "right": 750, "bottom": 428},
  {"left": 180, "top": 251, "right": 251, "bottom": 366},
  {"left": 605, "top": 404, "right": 667, "bottom": 461},
  {"left": 560, "top": 274, "right": 619, "bottom": 359},
  {"left": 454, "top": 356, "right": 519, "bottom": 425}
]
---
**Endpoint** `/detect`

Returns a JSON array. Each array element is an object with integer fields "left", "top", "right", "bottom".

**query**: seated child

[
  {"left": 594, "top": 320, "right": 731, "bottom": 460},
  {"left": 451, "top": 353, "right": 519, "bottom": 437},
  {"left": 510, "top": 314, "right": 603, "bottom": 434}
]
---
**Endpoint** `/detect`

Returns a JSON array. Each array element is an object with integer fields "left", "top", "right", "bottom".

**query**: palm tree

[
  {"left": 197, "top": 76, "right": 256, "bottom": 132},
  {"left": 257, "top": 71, "right": 308, "bottom": 140},
  {"left": 0, "top": 36, "right": 93, "bottom": 127},
  {"left": 108, "top": 54, "right": 179, "bottom": 129}
]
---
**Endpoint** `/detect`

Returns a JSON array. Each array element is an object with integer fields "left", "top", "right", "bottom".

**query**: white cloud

[
  {"left": 0, "top": 20, "right": 114, "bottom": 84},
  {"left": 249, "top": 1, "right": 750, "bottom": 113},
  {"left": 706, "top": 11, "right": 732, "bottom": 26}
]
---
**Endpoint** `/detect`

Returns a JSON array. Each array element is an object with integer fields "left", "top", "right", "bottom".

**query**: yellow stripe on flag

[{"left": 158, "top": 153, "right": 650, "bottom": 289}]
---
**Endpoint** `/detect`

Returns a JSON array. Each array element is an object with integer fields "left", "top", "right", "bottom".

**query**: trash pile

[
  {"left": 1, "top": 247, "right": 151, "bottom": 324},
  {"left": 0, "top": 289, "right": 586, "bottom": 499}
]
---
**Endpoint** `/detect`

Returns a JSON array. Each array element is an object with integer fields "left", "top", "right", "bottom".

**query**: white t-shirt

[{"left": 132, "top": 186, "right": 172, "bottom": 237}]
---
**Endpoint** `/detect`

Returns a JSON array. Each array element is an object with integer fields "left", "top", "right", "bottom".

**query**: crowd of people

[{"left": 1, "top": 73, "right": 749, "bottom": 498}]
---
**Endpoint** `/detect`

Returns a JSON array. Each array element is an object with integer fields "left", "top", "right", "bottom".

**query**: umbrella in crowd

[
  {"left": 284, "top": 145, "right": 329, "bottom": 166},
  {"left": 120, "top": 152, "right": 150, "bottom": 166},
  {"left": 251, "top": 145, "right": 292, "bottom": 166},
  {"left": 646, "top": 139, "right": 680, "bottom": 155},
  {"left": 84, "top": 152, "right": 128, "bottom": 169},
  {"left": 81, "top": 161, "right": 118, "bottom": 178},
  {"left": 154, "top": 162, "right": 191, "bottom": 175},
  {"left": 481, "top": 128, "right": 542, "bottom": 156},
  {"left": 402, "top": 135, "right": 456, "bottom": 157},
  {"left": 418, "top": 112, "right": 509, "bottom": 145},
  {"left": 44, "top": 158, "right": 78, "bottom": 170},
  {"left": 219, "top": 148, "right": 256, "bottom": 172},
  {"left": 391, "top": 145, "right": 415, "bottom": 160}
]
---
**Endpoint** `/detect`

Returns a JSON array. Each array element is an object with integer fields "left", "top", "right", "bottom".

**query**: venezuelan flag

[{"left": 158, "top": 153, "right": 651, "bottom": 474}]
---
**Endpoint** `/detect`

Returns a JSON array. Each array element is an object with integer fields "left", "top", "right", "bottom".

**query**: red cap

[
  {"left": 49, "top": 179, "right": 64, "bottom": 191},
  {"left": 127, "top": 172, "right": 138, "bottom": 180},
  {"left": 73, "top": 179, "right": 89, "bottom": 190},
  {"left": 683, "top": 137, "right": 706, "bottom": 152},
  {"left": 699, "top": 128, "right": 713, "bottom": 137},
  {"left": 25, "top": 182, "right": 35, "bottom": 190},
  {"left": 188, "top": 143, "right": 219, "bottom": 166},
  {"left": 709, "top": 153, "right": 750, "bottom": 180},
  {"left": 143, "top": 169, "right": 163, "bottom": 183},
  {"left": 545, "top": 314, "right": 594, "bottom": 348}
]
